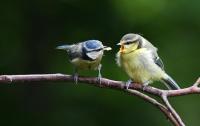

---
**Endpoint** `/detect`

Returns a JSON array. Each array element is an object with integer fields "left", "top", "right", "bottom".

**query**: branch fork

[{"left": 0, "top": 74, "right": 199, "bottom": 126}]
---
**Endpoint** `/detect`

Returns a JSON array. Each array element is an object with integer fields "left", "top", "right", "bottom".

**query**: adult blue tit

[
  {"left": 57, "top": 40, "right": 111, "bottom": 84},
  {"left": 116, "top": 33, "right": 180, "bottom": 90}
]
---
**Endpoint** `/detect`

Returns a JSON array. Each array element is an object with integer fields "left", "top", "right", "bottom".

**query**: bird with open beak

[{"left": 116, "top": 33, "right": 180, "bottom": 90}]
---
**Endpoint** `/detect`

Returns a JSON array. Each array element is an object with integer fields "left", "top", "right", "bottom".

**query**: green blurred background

[{"left": 0, "top": 0, "right": 200, "bottom": 126}]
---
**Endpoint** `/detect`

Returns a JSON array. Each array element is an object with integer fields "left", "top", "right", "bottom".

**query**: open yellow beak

[
  {"left": 119, "top": 45, "right": 125, "bottom": 53},
  {"left": 117, "top": 42, "right": 125, "bottom": 53}
]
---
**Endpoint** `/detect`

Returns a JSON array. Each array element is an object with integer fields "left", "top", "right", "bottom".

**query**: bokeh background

[{"left": 0, "top": 0, "right": 200, "bottom": 126}]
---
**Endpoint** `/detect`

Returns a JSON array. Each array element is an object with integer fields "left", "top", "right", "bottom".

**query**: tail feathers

[
  {"left": 162, "top": 75, "right": 180, "bottom": 90},
  {"left": 56, "top": 45, "right": 73, "bottom": 50}
]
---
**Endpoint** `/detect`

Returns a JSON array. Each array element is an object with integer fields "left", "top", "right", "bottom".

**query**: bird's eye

[
  {"left": 93, "top": 48, "right": 102, "bottom": 52},
  {"left": 125, "top": 42, "right": 132, "bottom": 45},
  {"left": 97, "top": 48, "right": 103, "bottom": 51}
]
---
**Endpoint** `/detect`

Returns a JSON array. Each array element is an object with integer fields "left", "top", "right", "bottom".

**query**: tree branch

[
  {"left": 161, "top": 93, "right": 185, "bottom": 126},
  {"left": 0, "top": 74, "right": 199, "bottom": 126},
  {"left": 126, "top": 89, "right": 179, "bottom": 126}
]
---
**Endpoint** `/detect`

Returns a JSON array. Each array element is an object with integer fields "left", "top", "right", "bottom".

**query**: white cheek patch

[
  {"left": 86, "top": 51, "right": 103, "bottom": 60},
  {"left": 126, "top": 43, "right": 138, "bottom": 50}
]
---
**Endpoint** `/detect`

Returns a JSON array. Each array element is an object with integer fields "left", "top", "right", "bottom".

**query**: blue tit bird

[
  {"left": 116, "top": 33, "right": 180, "bottom": 90},
  {"left": 56, "top": 40, "right": 112, "bottom": 84}
]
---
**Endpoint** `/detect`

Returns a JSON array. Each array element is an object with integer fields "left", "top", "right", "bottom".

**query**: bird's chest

[
  {"left": 120, "top": 49, "right": 153, "bottom": 82},
  {"left": 121, "top": 51, "right": 143, "bottom": 72},
  {"left": 71, "top": 57, "right": 102, "bottom": 70}
]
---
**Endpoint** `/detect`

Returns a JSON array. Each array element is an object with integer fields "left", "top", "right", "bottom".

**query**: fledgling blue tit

[
  {"left": 56, "top": 40, "right": 112, "bottom": 84},
  {"left": 116, "top": 33, "right": 180, "bottom": 90}
]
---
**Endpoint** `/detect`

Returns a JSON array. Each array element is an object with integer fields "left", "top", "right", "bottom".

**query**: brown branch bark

[
  {"left": 126, "top": 89, "right": 179, "bottom": 126},
  {"left": 0, "top": 74, "right": 199, "bottom": 126},
  {"left": 161, "top": 93, "right": 185, "bottom": 126}
]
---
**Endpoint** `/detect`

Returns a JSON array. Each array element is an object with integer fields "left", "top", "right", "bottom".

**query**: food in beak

[{"left": 103, "top": 46, "right": 112, "bottom": 51}]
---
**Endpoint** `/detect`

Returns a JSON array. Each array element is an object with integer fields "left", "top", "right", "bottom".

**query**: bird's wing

[
  {"left": 68, "top": 43, "right": 83, "bottom": 60},
  {"left": 142, "top": 38, "right": 165, "bottom": 70},
  {"left": 56, "top": 44, "right": 80, "bottom": 59},
  {"left": 154, "top": 56, "right": 164, "bottom": 70}
]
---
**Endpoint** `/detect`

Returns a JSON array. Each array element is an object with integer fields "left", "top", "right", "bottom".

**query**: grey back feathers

[
  {"left": 56, "top": 43, "right": 82, "bottom": 60},
  {"left": 139, "top": 34, "right": 165, "bottom": 70}
]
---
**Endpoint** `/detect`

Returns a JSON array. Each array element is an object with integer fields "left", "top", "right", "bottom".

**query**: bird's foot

[
  {"left": 97, "top": 64, "right": 102, "bottom": 85},
  {"left": 125, "top": 79, "right": 133, "bottom": 89},
  {"left": 97, "top": 73, "right": 102, "bottom": 85},
  {"left": 142, "top": 81, "right": 149, "bottom": 91},
  {"left": 73, "top": 73, "right": 79, "bottom": 84}
]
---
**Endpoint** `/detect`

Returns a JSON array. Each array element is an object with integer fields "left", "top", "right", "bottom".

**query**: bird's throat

[
  {"left": 120, "top": 43, "right": 138, "bottom": 54},
  {"left": 120, "top": 45, "right": 125, "bottom": 53}
]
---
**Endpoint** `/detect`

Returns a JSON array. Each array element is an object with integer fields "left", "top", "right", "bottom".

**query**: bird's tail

[
  {"left": 161, "top": 74, "right": 180, "bottom": 90},
  {"left": 56, "top": 45, "right": 73, "bottom": 50}
]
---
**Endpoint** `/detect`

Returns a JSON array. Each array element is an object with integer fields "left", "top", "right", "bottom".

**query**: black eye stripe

[
  {"left": 87, "top": 48, "right": 103, "bottom": 52},
  {"left": 125, "top": 41, "right": 135, "bottom": 45},
  {"left": 95, "top": 48, "right": 102, "bottom": 51}
]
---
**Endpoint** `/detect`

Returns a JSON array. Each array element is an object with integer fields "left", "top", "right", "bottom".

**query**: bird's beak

[
  {"left": 103, "top": 46, "right": 112, "bottom": 51},
  {"left": 117, "top": 40, "right": 125, "bottom": 46},
  {"left": 119, "top": 45, "right": 125, "bottom": 53},
  {"left": 117, "top": 41, "right": 125, "bottom": 53},
  {"left": 117, "top": 43, "right": 122, "bottom": 46}
]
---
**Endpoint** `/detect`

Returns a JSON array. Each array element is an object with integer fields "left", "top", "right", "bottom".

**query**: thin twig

[
  {"left": 126, "top": 89, "right": 179, "bottom": 126},
  {"left": 193, "top": 77, "right": 200, "bottom": 87},
  {"left": 161, "top": 93, "right": 185, "bottom": 126}
]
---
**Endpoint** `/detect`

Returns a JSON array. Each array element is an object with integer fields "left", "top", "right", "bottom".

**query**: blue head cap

[
  {"left": 83, "top": 40, "right": 103, "bottom": 52},
  {"left": 82, "top": 40, "right": 104, "bottom": 61}
]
